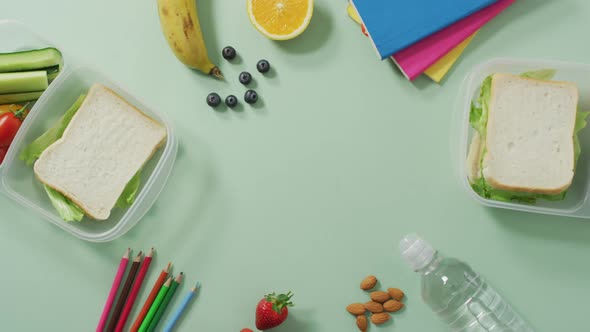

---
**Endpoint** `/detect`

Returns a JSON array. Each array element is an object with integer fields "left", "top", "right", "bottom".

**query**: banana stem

[{"left": 210, "top": 67, "right": 224, "bottom": 80}]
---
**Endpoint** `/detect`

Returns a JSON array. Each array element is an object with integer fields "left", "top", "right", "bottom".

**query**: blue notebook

[{"left": 351, "top": 0, "right": 497, "bottom": 60}]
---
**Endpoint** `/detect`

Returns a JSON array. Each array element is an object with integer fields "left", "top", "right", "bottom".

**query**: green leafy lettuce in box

[{"left": 467, "top": 69, "right": 590, "bottom": 204}]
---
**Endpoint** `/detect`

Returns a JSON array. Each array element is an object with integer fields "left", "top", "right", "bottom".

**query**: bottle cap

[{"left": 399, "top": 233, "right": 436, "bottom": 271}]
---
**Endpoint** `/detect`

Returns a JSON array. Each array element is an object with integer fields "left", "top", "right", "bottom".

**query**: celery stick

[{"left": 0, "top": 71, "right": 48, "bottom": 94}]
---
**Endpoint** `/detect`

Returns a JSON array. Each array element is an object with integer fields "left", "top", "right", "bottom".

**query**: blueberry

[
  {"left": 239, "top": 71, "right": 252, "bottom": 85},
  {"left": 225, "top": 95, "right": 238, "bottom": 108},
  {"left": 256, "top": 59, "right": 270, "bottom": 73},
  {"left": 244, "top": 90, "right": 258, "bottom": 104},
  {"left": 207, "top": 93, "right": 221, "bottom": 107},
  {"left": 222, "top": 46, "right": 236, "bottom": 60}
]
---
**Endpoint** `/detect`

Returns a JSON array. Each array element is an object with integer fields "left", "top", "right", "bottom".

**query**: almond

[
  {"left": 360, "top": 275, "right": 378, "bottom": 291},
  {"left": 356, "top": 315, "right": 368, "bottom": 332},
  {"left": 370, "top": 290, "right": 390, "bottom": 303},
  {"left": 371, "top": 312, "right": 390, "bottom": 325},
  {"left": 364, "top": 301, "right": 384, "bottom": 313},
  {"left": 346, "top": 303, "right": 366, "bottom": 316},
  {"left": 383, "top": 299, "right": 404, "bottom": 312},
  {"left": 388, "top": 288, "right": 405, "bottom": 301}
]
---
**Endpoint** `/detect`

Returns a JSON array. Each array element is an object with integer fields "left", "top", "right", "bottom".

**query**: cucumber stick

[
  {"left": 0, "top": 71, "right": 48, "bottom": 94},
  {"left": 0, "top": 47, "right": 63, "bottom": 74},
  {"left": 0, "top": 91, "right": 44, "bottom": 104}
]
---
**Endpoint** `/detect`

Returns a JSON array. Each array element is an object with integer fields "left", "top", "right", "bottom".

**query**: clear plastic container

[
  {"left": 0, "top": 21, "right": 177, "bottom": 242},
  {"left": 452, "top": 58, "right": 590, "bottom": 218}
]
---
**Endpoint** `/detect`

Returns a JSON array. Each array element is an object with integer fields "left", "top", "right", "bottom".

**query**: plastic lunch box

[
  {"left": 0, "top": 20, "right": 178, "bottom": 241},
  {"left": 452, "top": 58, "right": 590, "bottom": 219}
]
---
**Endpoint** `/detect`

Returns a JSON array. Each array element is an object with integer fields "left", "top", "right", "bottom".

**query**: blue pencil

[{"left": 162, "top": 282, "right": 200, "bottom": 332}]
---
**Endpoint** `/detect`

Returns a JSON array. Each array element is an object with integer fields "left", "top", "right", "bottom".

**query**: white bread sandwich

[
  {"left": 467, "top": 70, "right": 589, "bottom": 203},
  {"left": 32, "top": 84, "right": 166, "bottom": 220}
]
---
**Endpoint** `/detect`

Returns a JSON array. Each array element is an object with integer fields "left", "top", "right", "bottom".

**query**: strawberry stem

[{"left": 265, "top": 291, "right": 294, "bottom": 314}]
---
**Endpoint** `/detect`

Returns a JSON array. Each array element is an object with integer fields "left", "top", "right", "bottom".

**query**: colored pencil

[
  {"left": 106, "top": 251, "right": 142, "bottom": 332},
  {"left": 130, "top": 262, "right": 171, "bottom": 332},
  {"left": 114, "top": 248, "right": 154, "bottom": 332},
  {"left": 146, "top": 273, "right": 183, "bottom": 332},
  {"left": 163, "top": 281, "right": 200, "bottom": 332},
  {"left": 138, "top": 277, "right": 172, "bottom": 332},
  {"left": 97, "top": 248, "right": 130, "bottom": 332}
]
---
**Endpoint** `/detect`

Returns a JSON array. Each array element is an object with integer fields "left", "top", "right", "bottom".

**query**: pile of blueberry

[{"left": 206, "top": 46, "right": 271, "bottom": 109}]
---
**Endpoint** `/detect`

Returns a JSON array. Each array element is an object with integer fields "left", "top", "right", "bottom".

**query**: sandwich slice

[
  {"left": 467, "top": 70, "right": 589, "bottom": 203},
  {"left": 33, "top": 84, "right": 167, "bottom": 220}
]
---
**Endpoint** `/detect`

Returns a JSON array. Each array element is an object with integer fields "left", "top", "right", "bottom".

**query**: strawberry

[
  {"left": 240, "top": 329, "right": 254, "bottom": 332},
  {"left": 255, "top": 292, "right": 294, "bottom": 330}
]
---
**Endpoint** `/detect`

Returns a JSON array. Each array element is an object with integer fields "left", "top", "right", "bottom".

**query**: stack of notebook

[{"left": 348, "top": 0, "right": 515, "bottom": 83}]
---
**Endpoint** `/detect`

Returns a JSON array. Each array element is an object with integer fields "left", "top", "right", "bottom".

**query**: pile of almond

[{"left": 346, "top": 275, "right": 405, "bottom": 331}]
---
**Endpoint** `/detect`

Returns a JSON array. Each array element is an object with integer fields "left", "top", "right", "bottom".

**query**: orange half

[{"left": 247, "top": 0, "right": 314, "bottom": 40}]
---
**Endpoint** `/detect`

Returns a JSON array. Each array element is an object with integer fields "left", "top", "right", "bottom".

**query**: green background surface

[{"left": 2, "top": 0, "right": 590, "bottom": 331}]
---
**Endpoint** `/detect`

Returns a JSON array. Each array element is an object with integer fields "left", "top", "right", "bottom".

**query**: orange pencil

[{"left": 130, "top": 262, "right": 171, "bottom": 332}]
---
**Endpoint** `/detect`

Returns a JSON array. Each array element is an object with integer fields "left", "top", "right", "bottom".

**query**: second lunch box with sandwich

[{"left": 453, "top": 58, "right": 590, "bottom": 219}]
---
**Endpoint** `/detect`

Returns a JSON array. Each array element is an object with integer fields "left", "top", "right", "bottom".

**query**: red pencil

[
  {"left": 96, "top": 248, "right": 130, "bottom": 332},
  {"left": 130, "top": 262, "right": 171, "bottom": 332},
  {"left": 114, "top": 248, "right": 154, "bottom": 332}
]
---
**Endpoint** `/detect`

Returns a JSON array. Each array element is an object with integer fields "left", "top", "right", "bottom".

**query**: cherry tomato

[
  {"left": 0, "top": 146, "right": 7, "bottom": 164},
  {"left": 0, "top": 111, "right": 23, "bottom": 147}
]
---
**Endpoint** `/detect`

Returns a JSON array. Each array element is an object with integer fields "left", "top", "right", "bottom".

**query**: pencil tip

[{"left": 195, "top": 281, "right": 201, "bottom": 289}]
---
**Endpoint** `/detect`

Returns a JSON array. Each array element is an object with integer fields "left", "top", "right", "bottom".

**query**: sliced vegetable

[
  {"left": 43, "top": 185, "right": 84, "bottom": 222},
  {"left": 0, "top": 47, "right": 63, "bottom": 75},
  {"left": 0, "top": 91, "right": 44, "bottom": 104},
  {"left": 20, "top": 94, "right": 86, "bottom": 165},
  {"left": 0, "top": 71, "right": 48, "bottom": 94}
]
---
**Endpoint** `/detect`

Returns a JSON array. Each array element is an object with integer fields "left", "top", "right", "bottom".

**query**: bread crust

[{"left": 34, "top": 83, "right": 167, "bottom": 220}]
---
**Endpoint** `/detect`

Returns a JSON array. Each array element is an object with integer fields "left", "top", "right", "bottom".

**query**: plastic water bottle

[{"left": 399, "top": 234, "right": 534, "bottom": 332}]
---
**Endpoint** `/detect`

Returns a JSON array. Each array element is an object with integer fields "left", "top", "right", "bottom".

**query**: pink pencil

[
  {"left": 97, "top": 248, "right": 130, "bottom": 332},
  {"left": 114, "top": 248, "right": 154, "bottom": 332}
]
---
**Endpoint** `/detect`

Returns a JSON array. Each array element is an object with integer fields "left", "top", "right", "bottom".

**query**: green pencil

[
  {"left": 146, "top": 272, "right": 183, "bottom": 332},
  {"left": 138, "top": 277, "right": 172, "bottom": 332}
]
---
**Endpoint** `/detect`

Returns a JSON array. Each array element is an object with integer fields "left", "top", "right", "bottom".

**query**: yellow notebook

[{"left": 347, "top": 4, "right": 477, "bottom": 83}]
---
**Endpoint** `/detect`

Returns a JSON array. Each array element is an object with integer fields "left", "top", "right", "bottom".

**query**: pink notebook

[{"left": 393, "top": 0, "right": 515, "bottom": 81}]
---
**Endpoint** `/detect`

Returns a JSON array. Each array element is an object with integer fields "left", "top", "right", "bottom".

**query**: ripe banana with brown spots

[{"left": 157, "top": 0, "right": 223, "bottom": 79}]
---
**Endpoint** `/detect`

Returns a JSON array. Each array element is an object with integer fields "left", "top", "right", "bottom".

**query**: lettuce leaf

[
  {"left": 116, "top": 170, "right": 142, "bottom": 208},
  {"left": 469, "top": 76, "right": 492, "bottom": 136},
  {"left": 469, "top": 69, "right": 589, "bottom": 204},
  {"left": 19, "top": 94, "right": 87, "bottom": 166},
  {"left": 21, "top": 94, "right": 143, "bottom": 221},
  {"left": 574, "top": 111, "right": 590, "bottom": 164},
  {"left": 43, "top": 185, "right": 84, "bottom": 222},
  {"left": 519, "top": 69, "right": 556, "bottom": 81}
]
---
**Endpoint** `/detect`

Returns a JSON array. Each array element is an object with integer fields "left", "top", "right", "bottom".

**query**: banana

[{"left": 157, "top": 0, "right": 223, "bottom": 79}]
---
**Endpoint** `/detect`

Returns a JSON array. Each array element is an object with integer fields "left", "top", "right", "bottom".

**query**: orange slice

[{"left": 247, "top": 0, "right": 314, "bottom": 40}]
